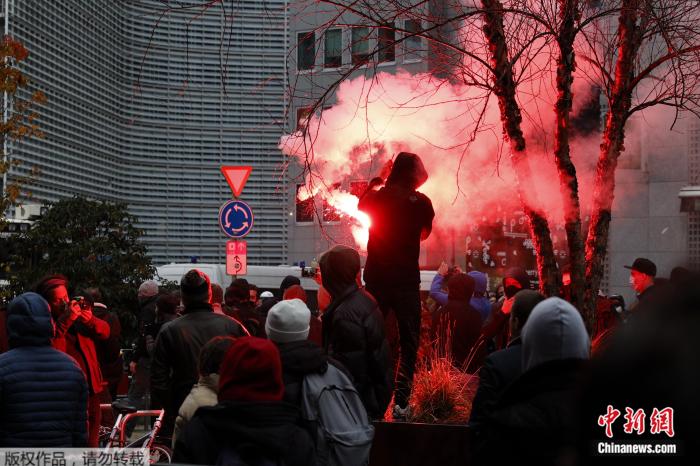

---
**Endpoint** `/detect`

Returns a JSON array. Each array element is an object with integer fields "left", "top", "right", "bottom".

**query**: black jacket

[
  {"left": 469, "top": 338, "right": 523, "bottom": 429},
  {"left": 93, "top": 304, "right": 123, "bottom": 386},
  {"left": 132, "top": 296, "right": 158, "bottom": 362},
  {"left": 474, "top": 359, "right": 587, "bottom": 466},
  {"left": 276, "top": 340, "right": 329, "bottom": 406},
  {"left": 151, "top": 302, "right": 247, "bottom": 423},
  {"left": 358, "top": 153, "right": 434, "bottom": 288},
  {"left": 173, "top": 401, "right": 316, "bottom": 466},
  {"left": 225, "top": 300, "right": 264, "bottom": 337},
  {"left": 431, "top": 299, "right": 483, "bottom": 372},
  {"left": 322, "top": 285, "right": 393, "bottom": 418}
]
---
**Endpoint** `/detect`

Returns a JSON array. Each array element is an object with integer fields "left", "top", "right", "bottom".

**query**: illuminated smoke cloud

[{"left": 279, "top": 34, "right": 640, "bottom": 251}]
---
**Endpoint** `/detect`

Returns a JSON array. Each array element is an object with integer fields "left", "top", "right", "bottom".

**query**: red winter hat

[{"left": 218, "top": 336, "right": 284, "bottom": 402}]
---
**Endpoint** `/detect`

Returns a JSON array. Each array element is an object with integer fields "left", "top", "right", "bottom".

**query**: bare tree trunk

[
  {"left": 584, "top": 0, "right": 642, "bottom": 329},
  {"left": 481, "top": 0, "right": 561, "bottom": 296},
  {"left": 553, "top": 0, "right": 585, "bottom": 309}
]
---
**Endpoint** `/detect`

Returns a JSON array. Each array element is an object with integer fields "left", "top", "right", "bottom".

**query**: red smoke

[{"left": 279, "top": 31, "right": 656, "bottom": 252}]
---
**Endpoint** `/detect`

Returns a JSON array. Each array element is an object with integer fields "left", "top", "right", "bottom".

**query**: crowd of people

[{"left": 1, "top": 152, "right": 698, "bottom": 465}]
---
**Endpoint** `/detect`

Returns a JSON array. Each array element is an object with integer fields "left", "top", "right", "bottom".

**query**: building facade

[
  {"left": 285, "top": 0, "right": 462, "bottom": 267},
  {"left": 3, "top": 0, "right": 288, "bottom": 265}
]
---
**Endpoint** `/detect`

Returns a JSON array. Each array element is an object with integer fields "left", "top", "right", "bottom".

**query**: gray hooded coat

[{"left": 475, "top": 298, "right": 590, "bottom": 466}]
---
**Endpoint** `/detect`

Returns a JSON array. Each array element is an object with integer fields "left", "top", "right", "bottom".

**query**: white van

[
  {"left": 155, "top": 263, "right": 227, "bottom": 288},
  {"left": 155, "top": 263, "right": 319, "bottom": 291},
  {"left": 155, "top": 263, "right": 436, "bottom": 294}
]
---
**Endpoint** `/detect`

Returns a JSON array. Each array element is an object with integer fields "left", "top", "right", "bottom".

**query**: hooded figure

[
  {"left": 0, "top": 293, "right": 88, "bottom": 447},
  {"left": 475, "top": 298, "right": 590, "bottom": 465},
  {"left": 358, "top": 151, "right": 434, "bottom": 416},
  {"left": 430, "top": 273, "right": 484, "bottom": 372},
  {"left": 319, "top": 245, "right": 393, "bottom": 418},
  {"left": 468, "top": 271, "right": 492, "bottom": 323},
  {"left": 469, "top": 290, "right": 545, "bottom": 430},
  {"left": 520, "top": 298, "right": 590, "bottom": 371},
  {"left": 359, "top": 152, "right": 434, "bottom": 289},
  {"left": 481, "top": 267, "right": 532, "bottom": 350},
  {"left": 172, "top": 337, "right": 316, "bottom": 466}
]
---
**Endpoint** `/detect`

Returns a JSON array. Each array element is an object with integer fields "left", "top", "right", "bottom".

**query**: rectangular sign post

[{"left": 226, "top": 240, "right": 247, "bottom": 275}]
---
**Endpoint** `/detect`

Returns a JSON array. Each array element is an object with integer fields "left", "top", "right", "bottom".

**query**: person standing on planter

[{"left": 358, "top": 152, "right": 435, "bottom": 419}]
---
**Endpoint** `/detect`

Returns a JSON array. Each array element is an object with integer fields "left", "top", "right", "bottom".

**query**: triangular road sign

[{"left": 221, "top": 166, "right": 252, "bottom": 198}]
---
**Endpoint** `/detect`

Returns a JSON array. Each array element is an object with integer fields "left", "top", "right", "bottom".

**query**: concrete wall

[{"left": 606, "top": 113, "right": 690, "bottom": 304}]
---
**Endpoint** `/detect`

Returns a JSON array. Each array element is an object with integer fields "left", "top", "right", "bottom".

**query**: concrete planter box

[{"left": 369, "top": 421, "right": 472, "bottom": 466}]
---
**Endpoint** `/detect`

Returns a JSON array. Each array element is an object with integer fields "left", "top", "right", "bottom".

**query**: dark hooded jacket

[
  {"left": 431, "top": 273, "right": 484, "bottom": 372},
  {"left": 0, "top": 307, "right": 7, "bottom": 355},
  {"left": 359, "top": 152, "right": 435, "bottom": 288},
  {"left": 0, "top": 292, "right": 88, "bottom": 447},
  {"left": 482, "top": 267, "right": 531, "bottom": 350},
  {"left": 173, "top": 401, "right": 315, "bottom": 466},
  {"left": 319, "top": 246, "right": 393, "bottom": 418}
]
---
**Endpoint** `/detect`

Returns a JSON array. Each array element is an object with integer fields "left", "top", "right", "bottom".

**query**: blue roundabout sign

[{"left": 219, "top": 200, "right": 254, "bottom": 238}]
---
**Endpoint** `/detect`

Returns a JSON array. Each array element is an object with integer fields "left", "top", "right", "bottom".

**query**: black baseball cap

[{"left": 624, "top": 257, "right": 657, "bottom": 277}]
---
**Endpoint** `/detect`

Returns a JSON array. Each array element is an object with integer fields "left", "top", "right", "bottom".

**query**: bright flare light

[{"left": 325, "top": 189, "right": 371, "bottom": 250}]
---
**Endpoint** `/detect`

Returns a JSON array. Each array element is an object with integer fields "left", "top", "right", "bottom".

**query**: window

[
  {"left": 323, "top": 183, "right": 342, "bottom": 222},
  {"left": 350, "top": 180, "right": 368, "bottom": 198},
  {"left": 296, "top": 107, "right": 312, "bottom": 131},
  {"left": 378, "top": 23, "right": 396, "bottom": 63},
  {"left": 680, "top": 187, "right": 700, "bottom": 212},
  {"left": 404, "top": 19, "right": 422, "bottom": 62},
  {"left": 351, "top": 27, "right": 370, "bottom": 66},
  {"left": 296, "top": 184, "right": 315, "bottom": 223},
  {"left": 297, "top": 32, "right": 315, "bottom": 71},
  {"left": 324, "top": 29, "right": 342, "bottom": 68}
]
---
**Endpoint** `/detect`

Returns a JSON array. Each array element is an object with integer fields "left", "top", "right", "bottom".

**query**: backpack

[{"left": 301, "top": 364, "right": 375, "bottom": 466}]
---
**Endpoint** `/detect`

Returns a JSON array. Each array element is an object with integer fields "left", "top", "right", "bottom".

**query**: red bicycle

[{"left": 99, "top": 401, "right": 172, "bottom": 463}]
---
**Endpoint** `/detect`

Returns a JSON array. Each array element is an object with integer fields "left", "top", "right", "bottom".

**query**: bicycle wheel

[{"left": 149, "top": 444, "right": 172, "bottom": 464}]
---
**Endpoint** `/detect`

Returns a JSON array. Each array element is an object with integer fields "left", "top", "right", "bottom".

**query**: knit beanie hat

[
  {"left": 319, "top": 245, "right": 361, "bottom": 298},
  {"left": 279, "top": 275, "right": 301, "bottom": 295},
  {"left": 138, "top": 280, "right": 159, "bottom": 299},
  {"left": 282, "top": 284, "right": 307, "bottom": 303},
  {"left": 265, "top": 298, "right": 311, "bottom": 343},
  {"left": 181, "top": 269, "right": 211, "bottom": 303},
  {"left": 218, "top": 337, "right": 284, "bottom": 402}
]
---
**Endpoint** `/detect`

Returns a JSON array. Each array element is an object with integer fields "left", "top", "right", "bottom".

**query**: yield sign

[{"left": 221, "top": 166, "right": 252, "bottom": 198}]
